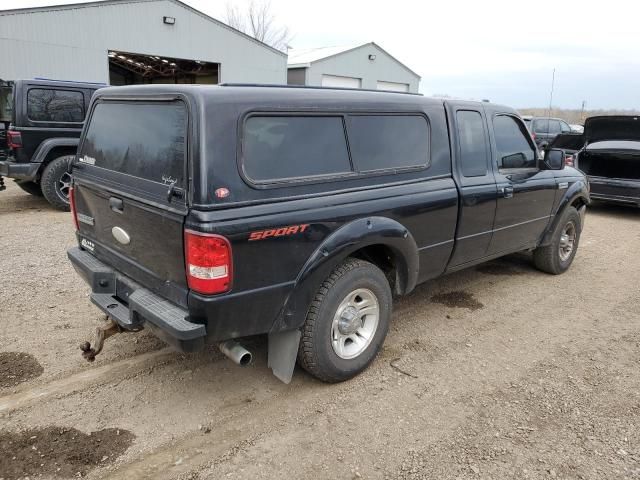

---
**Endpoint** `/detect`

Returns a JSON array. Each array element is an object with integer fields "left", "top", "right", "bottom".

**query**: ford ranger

[{"left": 67, "top": 84, "right": 590, "bottom": 384}]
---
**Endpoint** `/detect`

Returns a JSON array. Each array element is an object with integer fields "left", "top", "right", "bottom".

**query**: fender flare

[
  {"left": 540, "top": 179, "right": 590, "bottom": 246},
  {"left": 31, "top": 138, "right": 79, "bottom": 164},
  {"left": 271, "top": 216, "right": 419, "bottom": 334}
]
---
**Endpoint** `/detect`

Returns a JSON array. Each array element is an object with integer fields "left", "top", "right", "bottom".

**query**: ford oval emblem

[{"left": 111, "top": 226, "right": 131, "bottom": 245}]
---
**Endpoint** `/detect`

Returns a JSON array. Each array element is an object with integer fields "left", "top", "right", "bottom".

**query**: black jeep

[
  {"left": 67, "top": 85, "right": 589, "bottom": 383},
  {"left": 0, "top": 79, "right": 103, "bottom": 210}
]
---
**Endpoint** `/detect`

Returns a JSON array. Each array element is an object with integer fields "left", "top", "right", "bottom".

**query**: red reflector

[
  {"left": 215, "top": 187, "right": 230, "bottom": 199},
  {"left": 7, "top": 130, "right": 22, "bottom": 149},
  {"left": 69, "top": 186, "right": 79, "bottom": 231},
  {"left": 184, "top": 230, "right": 232, "bottom": 294}
]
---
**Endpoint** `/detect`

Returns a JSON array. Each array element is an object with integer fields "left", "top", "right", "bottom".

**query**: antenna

[{"left": 547, "top": 68, "right": 555, "bottom": 134}]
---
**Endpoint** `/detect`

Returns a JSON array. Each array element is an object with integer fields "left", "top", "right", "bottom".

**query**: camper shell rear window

[{"left": 80, "top": 100, "right": 187, "bottom": 188}]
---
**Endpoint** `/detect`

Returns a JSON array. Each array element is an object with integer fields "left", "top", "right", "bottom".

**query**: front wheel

[
  {"left": 40, "top": 155, "right": 74, "bottom": 211},
  {"left": 298, "top": 258, "right": 392, "bottom": 383},
  {"left": 533, "top": 206, "right": 581, "bottom": 274}
]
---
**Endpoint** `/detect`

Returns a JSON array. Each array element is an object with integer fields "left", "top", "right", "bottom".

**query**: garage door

[
  {"left": 377, "top": 81, "right": 410, "bottom": 92},
  {"left": 321, "top": 75, "right": 362, "bottom": 89}
]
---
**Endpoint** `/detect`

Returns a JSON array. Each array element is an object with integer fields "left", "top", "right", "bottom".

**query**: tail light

[
  {"left": 565, "top": 155, "right": 574, "bottom": 167},
  {"left": 184, "top": 230, "right": 232, "bottom": 294},
  {"left": 69, "top": 186, "right": 79, "bottom": 230},
  {"left": 7, "top": 130, "right": 22, "bottom": 149},
  {"left": 531, "top": 132, "right": 536, "bottom": 141}
]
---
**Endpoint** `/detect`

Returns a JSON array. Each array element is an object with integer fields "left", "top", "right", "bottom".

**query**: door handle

[
  {"left": 109, "top": 196, "right": 124, "bottom": 213},
  {"left": 500, "top": 186, "right": 514, "bottom": 198}
]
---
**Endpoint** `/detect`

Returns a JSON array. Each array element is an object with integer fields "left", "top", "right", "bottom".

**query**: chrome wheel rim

[
  {"left": 58, "top": 171, "right": 72, "bottom": 199},
  {"left": 559, "top": 221, "right": 576, "bottom": 262},
  {"left": 331, "top": 288, "right": 379, "bottom": 360}
]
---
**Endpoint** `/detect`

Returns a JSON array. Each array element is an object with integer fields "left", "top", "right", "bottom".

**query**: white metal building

[
  {"left": 287, "top": 43, "right": 420, "bottom": 93},
  {"left": 0, "top": 0, "right": 287, "bottom": 85}
]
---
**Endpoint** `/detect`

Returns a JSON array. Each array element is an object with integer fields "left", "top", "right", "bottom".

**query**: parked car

[
  {"left": 575, "top": 116, "right": 640, "bottom": 207},
  {"left": 0, "top": 79, "right": 12, "bottom": 166},
  {"left": 67, "top": 85, "right": 590, "bottom": 384},
  {"left": 0, "top": 79, "right": 104, "bottom": 209},
  {"left": 526, "top": 116, "right": 573, "bottom": 150}
]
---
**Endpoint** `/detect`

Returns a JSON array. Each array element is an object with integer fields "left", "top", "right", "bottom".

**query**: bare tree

[{"left": 225, "top": 0, "right": 292, "bottom": 52}]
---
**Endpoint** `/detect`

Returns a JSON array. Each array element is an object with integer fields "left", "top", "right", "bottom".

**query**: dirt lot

[{"left": 0, "top": 180, "right": 639, "bottom": 480}]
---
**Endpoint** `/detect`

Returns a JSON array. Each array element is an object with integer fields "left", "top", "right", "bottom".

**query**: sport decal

[{"left": 248, "top": 224, "right": 310, "bottom": 241}]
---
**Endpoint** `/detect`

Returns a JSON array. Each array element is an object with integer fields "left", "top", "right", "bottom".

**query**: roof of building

[
  {"left": 287, "top": 42, "right": 420, "bottom": 79},
  {"left": 0, "top": 0, "right": 286, "bottom": 57}
]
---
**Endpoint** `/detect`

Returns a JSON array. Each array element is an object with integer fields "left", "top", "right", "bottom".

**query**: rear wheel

[
  {"left": 533, "top": 206, "right": 581, "bottom": 274},
  {"left": 40, "top": 155, "right": 73, "bottom": 211},
  {"left": 298, "top": 258, "right": 392, "bottom": 383},
  {"left": 14, "top": 180, "right": 43, "bottom": 197}
]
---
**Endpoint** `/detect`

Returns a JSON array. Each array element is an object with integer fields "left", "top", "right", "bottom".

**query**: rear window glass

[
  {"left": 81, "top": 101, "right": 186, "bottom": 187},
  {"left": 243, "top": 116, "right": 351, "bottom": 182},
  {"left": 348, "top": 115, "right": 429, "bottom": 171},
  {"left": 27, "top": 88, "right": 84, "bottom": 122}
]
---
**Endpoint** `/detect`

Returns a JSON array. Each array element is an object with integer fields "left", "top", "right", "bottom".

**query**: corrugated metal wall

[
  {"left": 306, "top": 45, "right": 420, "bottom": 93},
  {"left": 0, "top": 0, "right": 287, "bottom": 84}
]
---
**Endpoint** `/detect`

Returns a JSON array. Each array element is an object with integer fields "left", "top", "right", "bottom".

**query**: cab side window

[
  {"left": 560, "top": 121, "right": 572, "bottom": 133},
  {"left": 493, "top": 115, "right": 537, "bottom": 169},
  {"left": 456, "top": 110, "right": 488, "bottom": 177}
]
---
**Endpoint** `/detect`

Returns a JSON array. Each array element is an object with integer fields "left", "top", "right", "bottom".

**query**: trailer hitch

[{"left": 80, "top": 317, "right": 122, "bottom": 362}]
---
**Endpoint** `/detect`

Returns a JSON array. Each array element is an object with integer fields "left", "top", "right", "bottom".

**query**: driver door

[{"left": 486, "top": 111, "right": 557, "bottom": 255}]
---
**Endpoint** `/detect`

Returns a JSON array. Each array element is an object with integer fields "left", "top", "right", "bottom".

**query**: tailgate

[{"left": 72, "top": 99, "right": 190, "bottom": 306}]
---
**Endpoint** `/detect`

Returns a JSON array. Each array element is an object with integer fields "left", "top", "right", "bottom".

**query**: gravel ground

[{"left": 0, "top": 179, "right": 639, "bottom": 480}]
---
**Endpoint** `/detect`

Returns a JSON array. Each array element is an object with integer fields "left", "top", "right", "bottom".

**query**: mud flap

[
  {"left": 578, "top": 205, "right": 587, "bottom": 232},
  {"left": 268, "top": 329, "right": 301, "bottom": 384}
]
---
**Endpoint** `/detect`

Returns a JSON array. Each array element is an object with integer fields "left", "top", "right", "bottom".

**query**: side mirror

[{"left": 543, "top": 148, "right": 566, "bottom": 170}]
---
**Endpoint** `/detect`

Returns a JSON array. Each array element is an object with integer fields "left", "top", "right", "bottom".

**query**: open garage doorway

[{"left": 108, "top": 50, "right": 219, "bottom": 85}]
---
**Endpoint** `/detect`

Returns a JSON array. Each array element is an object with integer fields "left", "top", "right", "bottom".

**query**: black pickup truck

[
  {"left": 67, "top": 85, "right": 590, "bottom": 384},
  {"left": 0, "top": 79, "right": 103, "bottom": 209}
]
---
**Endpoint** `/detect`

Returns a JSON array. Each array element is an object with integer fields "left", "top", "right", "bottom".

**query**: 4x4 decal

[{"left": 249, "top": 224, "right": 309, "bottom": 241}]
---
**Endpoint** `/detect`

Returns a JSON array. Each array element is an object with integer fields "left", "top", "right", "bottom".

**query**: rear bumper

[
  {"left": 67, "top": 246, "right": 206, "bottom": 352},
  {"left": 0, "top": 160, "right": 40, "bottom": 181},
  {"left": 588, "top": 176, "right": 640, "bottom": 207}
]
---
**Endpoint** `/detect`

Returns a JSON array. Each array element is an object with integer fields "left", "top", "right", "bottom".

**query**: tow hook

[{"left": 80, "top": 317, "right": 122, "bottom": 362}]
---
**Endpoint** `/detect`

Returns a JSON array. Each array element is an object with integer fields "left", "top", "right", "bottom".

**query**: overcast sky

[{"left": 1, "top": 0, "right": 639, "bottom": 109}]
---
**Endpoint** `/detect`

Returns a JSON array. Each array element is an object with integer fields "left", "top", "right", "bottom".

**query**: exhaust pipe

[{"left": 219, "top": 340, "right": 253, "bottom": 367}]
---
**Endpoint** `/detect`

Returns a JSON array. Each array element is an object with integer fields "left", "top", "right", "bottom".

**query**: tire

[
  {"left": 533, "top": 206, "right": 581, "bottom": 274},
  {"left": 298, "top": 258, "right": 392, "bottom": 383},
  {"left": 14, "top": 180, "right": 43, "bottom": 197},
  {"left": 40, "top": 155, "right": 74, "bottom": 211}
]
